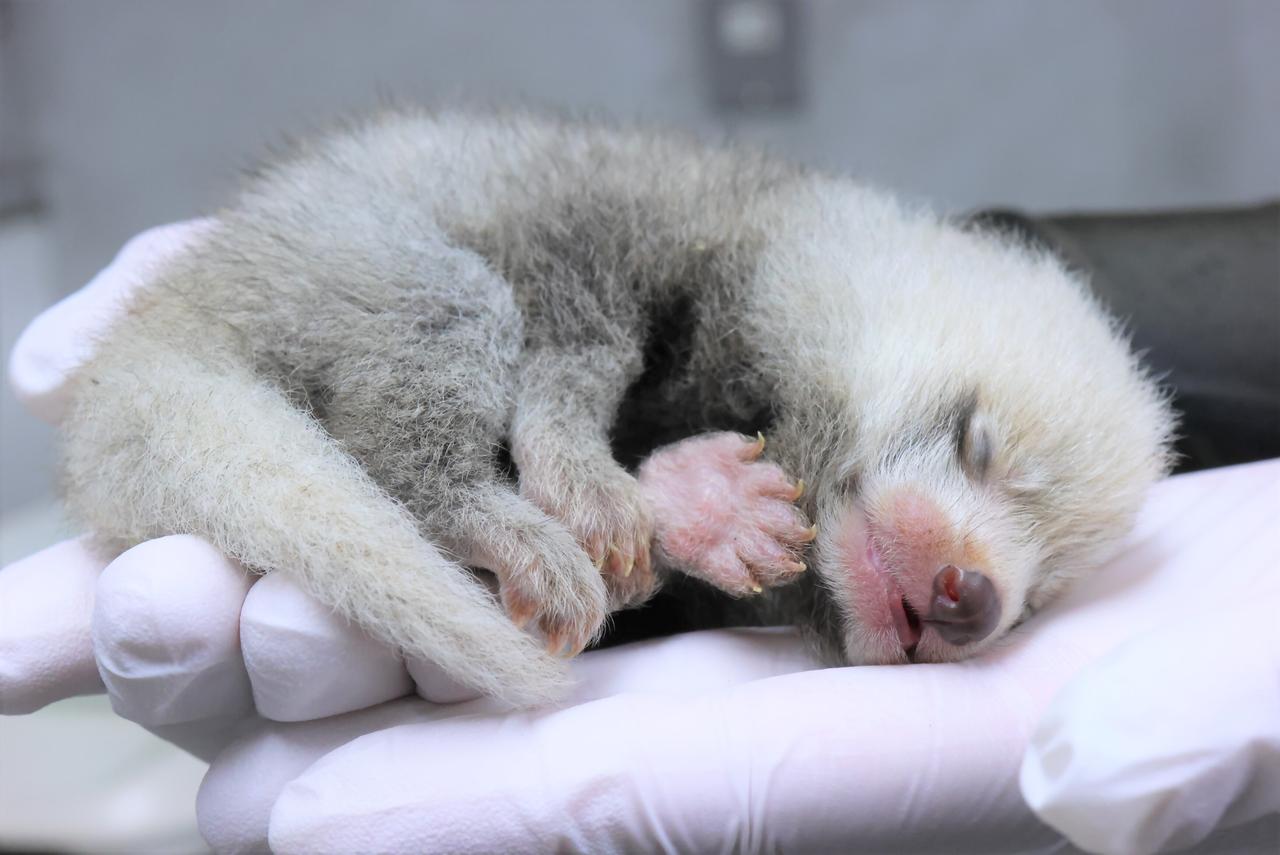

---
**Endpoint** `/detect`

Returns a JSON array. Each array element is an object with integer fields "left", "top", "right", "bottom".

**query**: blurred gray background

[{"left": 2, "top": 0, "right": 1278, "bottom": 521}]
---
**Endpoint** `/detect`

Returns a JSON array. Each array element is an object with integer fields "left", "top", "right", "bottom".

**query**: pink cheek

[
  {"left": 830, "top": 506, "right": 869, "bottom": 571},
  {"left": 827, "top": 507, "right": 896, "bottom": 633}
]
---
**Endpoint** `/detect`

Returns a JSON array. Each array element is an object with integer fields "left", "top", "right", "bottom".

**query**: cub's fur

[{"left": 59, "top": 109, "right": 1174, "bottom": 704}]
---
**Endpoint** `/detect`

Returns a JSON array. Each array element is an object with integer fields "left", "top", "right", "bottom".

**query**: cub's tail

[{"left": 60, "top": 337, "right": 569, "bottom": 707}]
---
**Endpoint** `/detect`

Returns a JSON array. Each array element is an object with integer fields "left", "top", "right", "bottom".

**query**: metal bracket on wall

[{"left": 702, "top": 0, "right": 803, "bottom": 113}]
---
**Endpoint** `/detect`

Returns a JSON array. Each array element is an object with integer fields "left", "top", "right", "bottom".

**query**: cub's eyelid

[{"left": 959, "top": 411, "right": 995, "bottom": 480}]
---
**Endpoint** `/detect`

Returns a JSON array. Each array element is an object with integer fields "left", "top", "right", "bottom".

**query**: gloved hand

[
  {"left": 3, "top": 222, "right": 1278, "bottom": 854},
  {"left": 1021, "top": 600, "right": 1280, "bottom": 855}
]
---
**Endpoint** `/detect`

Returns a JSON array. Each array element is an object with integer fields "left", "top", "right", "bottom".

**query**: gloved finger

[
  {"left": 241, "top": 572, "right": 415, "bottom": 721},
  {"left": 0, "top": 538, "right": 106, "bottom": 714},
  {"left": 566, "top": 625, "right": 822, "bottom": 703},
  {"left": 198, "top": 697, "right": 452, "bottom": 854},
  {"left": 196, "top": 627, "right": 824, "bottom": 853},
  {"left": 7, "top": 219, "right": 214, "bottom": 425},
  {"left": 1021, "top": 602, "right": 1280, "bottom": 855},
  {"left": 93, "top": 534, "right": 255, "bottom": 759},
  {"left": 240, "top": 569, "right": 490, "bottom": 713},
  {"left": 404, "top": 570, "right": 502, "bottom": 704},
  {"left": 266, "top": 663, "right": 1056, "bottom": 855},
  {"left": 405, "top": 655, "right": 484, "bottom": 705}
]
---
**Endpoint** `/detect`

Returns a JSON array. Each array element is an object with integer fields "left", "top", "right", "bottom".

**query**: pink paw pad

[{"left": 638, "top": 432, "right": 814, "bottom": 596}]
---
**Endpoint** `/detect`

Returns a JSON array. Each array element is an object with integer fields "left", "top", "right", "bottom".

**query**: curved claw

[
  {"left": 545, "top": 632, "right": 582, "bottom": 658},
  {"left": 740, "top": 431, "right": 767, "bottom": 461}
]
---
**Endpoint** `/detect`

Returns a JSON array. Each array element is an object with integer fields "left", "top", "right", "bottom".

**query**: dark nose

[{"left": 927, "top": 566, "right": 1000, "bottom": 645}]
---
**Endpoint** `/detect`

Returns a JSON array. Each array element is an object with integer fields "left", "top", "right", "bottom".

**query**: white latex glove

[
  {"left": 1021, "top": 577, "right": 1280, "bottom": 854},
  {"left": 4, "top": 222, "right": 1279, "bottom": 854}
]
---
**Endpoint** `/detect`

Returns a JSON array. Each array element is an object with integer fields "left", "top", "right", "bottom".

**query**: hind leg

[{"left": 316, "top": 251, "right": 608, "bottom": 654}]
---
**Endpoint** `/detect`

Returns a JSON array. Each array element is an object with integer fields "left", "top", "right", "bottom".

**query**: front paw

[
  {"left": 519, "top": 457, "right": 658, "bottom": 611},
  {"left": 638, "top": 432, "right": 814, "bottom": 596}
]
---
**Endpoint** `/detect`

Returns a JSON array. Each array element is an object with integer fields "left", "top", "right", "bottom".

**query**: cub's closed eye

[{"left": 959, "top": 411, "right": 994, "bottom": 480}]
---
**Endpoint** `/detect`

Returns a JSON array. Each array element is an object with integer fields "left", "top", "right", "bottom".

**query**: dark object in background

[
  {"left": 606, "top": 202, "right": 1280, "bottom": 647},
  {"left": 970, "top": 203, "right": 1280, "bottom": 474}
]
